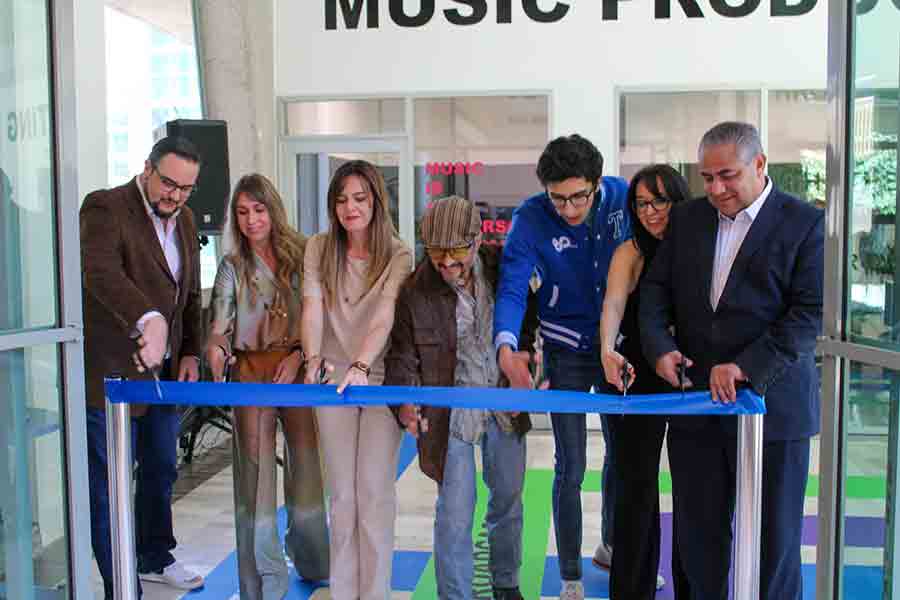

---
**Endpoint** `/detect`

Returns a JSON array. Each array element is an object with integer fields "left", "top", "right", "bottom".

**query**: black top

[{"left": 620, "top": 245, "right": 671, "bottom": 395}]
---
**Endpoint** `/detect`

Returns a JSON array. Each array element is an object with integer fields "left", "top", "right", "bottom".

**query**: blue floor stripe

[{"left": 182, "top": 433, "right": 419, "bottom": 599}]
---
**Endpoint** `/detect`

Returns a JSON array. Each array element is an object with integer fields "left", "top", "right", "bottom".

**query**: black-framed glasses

[
  {"left": 635, "top": 197, "right": 671, "bottom": 213},
  {"left": 152, "top": 165, "right": 197, "bottom": 196},
  {"left": 547, "top": 186, "right": 594, "bottom": 209},
  {"left": 425, "top": 241, "right": 474, "bottom": 262}
]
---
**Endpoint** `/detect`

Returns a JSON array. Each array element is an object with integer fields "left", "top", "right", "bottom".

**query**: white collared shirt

[
  {"left": 135, "top": 176, "right": 181, "bottom": 336},
  {"left": 136, "top": 175, "right": 181, "bottom": 282},
  {"left": 709, "top": 178, "right": 772, "bottom": 310}
]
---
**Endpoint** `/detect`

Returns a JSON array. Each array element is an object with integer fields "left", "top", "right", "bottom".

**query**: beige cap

[{"left": 420, "top": 195, "right": 481, "bottom": 248}]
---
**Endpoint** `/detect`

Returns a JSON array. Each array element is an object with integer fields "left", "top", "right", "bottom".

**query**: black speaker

[{"left": 166, "top": 119, "right": 230, "bottom": 234}]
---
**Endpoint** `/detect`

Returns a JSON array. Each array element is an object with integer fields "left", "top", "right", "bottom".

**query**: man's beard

[{"left": 150, "top": 198, "right": 179, "bottom": 220}]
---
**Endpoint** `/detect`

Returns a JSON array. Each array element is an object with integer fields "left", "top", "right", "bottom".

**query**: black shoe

[{"left": 493, "top": 586, "right": 524, "bottom": 600}]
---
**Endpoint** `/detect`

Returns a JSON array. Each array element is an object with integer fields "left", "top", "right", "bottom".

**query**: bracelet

[{"left": 350, "top": 360, "right": 371, "bottom": 377}]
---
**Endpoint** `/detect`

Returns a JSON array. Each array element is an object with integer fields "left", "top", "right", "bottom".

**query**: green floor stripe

[
  {"left": 519, "top": 469, "right": 554, "bottom": 598},
  {"left": 411, "top": 469, "right": 554, "bottom": 598}
]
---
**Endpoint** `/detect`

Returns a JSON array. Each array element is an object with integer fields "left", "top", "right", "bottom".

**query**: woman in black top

[{"left": 596, "top": 164, "right": 690, "bottom": 599}]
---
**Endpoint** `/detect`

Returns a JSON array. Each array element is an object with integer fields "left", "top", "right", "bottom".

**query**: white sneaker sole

[{"left": 138, "top": 571, "right": 204, "bottom": 590}]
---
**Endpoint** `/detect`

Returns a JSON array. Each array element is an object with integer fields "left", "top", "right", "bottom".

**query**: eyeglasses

[
  {"left": 635, "top": 197, "right": 671, "bottom": 213},
  {"left": 153, "top": 166, "right": 197, "bottom": 196},
  {"left": 426, "top": 242, "right": 474, "bottom": 262},
  {"left": 547, "top": 186, "right": 594, "bottom": 209}
]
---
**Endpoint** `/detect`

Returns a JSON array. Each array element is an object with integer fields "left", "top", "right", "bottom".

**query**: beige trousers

[{"left": 315, "top": 405, "right": 402, "bottom": 600}]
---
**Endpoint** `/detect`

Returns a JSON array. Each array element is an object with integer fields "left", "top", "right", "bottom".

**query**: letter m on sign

[{"left": 326, "top": 0, "right": 378, "bottom": 30}]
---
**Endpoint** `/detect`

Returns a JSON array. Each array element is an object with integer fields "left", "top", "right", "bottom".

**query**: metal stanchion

[
  {"left": 106, "top": 391, "right": 139, "bottom": 600},
  {"left": 733, "top": 412, "right": 764, "bottom": 600}
]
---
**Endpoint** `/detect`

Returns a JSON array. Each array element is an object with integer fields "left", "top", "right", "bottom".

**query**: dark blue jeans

[
  {"left": 545, "top": 348, "right": 616, "bottom": 582},
  {"left": 87, "top": 404, "right": 180, "bottom": 599}
]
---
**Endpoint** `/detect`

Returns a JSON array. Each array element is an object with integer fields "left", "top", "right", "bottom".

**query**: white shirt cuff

[
  {"left": 135, "top": 311, "right": 164, "bottom": 334},
  {"left": 494, "top": 331, "right": 519, "bottom": 353}
]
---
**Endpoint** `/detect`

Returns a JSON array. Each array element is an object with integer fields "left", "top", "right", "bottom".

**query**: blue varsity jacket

[{"left": 493, "top": 176, "right": 631, "bottom": 353}]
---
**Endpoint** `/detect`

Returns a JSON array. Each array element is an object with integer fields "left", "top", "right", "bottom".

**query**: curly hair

[{"left": 536, "top": 134, "right": 604, "bottom": 187}]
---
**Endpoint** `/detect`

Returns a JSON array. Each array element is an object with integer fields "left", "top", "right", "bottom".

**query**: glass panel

[
  {"left": 105, "top": 3, "right": 203, "bottom": 187},
  {"left": 618, "top": 91, "right": 761, "bottom": 196},
  {"left": 844, "top": 0, "right": 899, "bottom": 350},
  {"left": 199, "top": 236, "right": 219, "bottom": 290},
  {"left": 767, "top": 90, "right": 828, "bottom": 206},
  {"left": 292, "top": 151, "right": 400, "bottom": 237},
  {"left": 0, "top": 344, "right": 70, "bottom": 599},
  {"left": 0, "top": 0, "right": 60, "bottom": 332},
  {"left": 842, "top": 361, "right": 896, "bottom": 600},
  {"left": 414, "top": 96, "right": 548, "bottom": 260},
  {"left": 285, "top": 99, "right": 405, "bottom": 136}
]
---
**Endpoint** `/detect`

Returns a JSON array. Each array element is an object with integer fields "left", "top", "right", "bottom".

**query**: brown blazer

[{"left": 80, "top": 178, "right": 203, "bottom": 415}]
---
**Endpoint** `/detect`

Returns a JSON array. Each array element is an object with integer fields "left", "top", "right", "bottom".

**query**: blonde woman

[
  {"left": 206, "top": 174, "right": 329, "bottom": 600},
  {"left": 301, "top": 160, "right": 412, "bottom": 600}
]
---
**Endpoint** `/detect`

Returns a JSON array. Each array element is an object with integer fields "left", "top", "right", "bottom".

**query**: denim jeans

[
  {"left": 87, "top": 404, "right": 180, "bottom": 599},
  {"left": 545, "top": 348, "right": 616, "bottom": 582},
  {"left": 434, "top": 415, "right": 527, "bottom": 600}
]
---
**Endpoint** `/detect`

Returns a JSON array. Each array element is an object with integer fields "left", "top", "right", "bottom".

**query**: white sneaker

[
  {"left": 657, "top": 573, "right": 666, "bottom": 590},
  {"left": 559, "top": 579, "right": 584, "bottom": 600},
  {"left": 591, "top": 542, "right": 612, "bottom": 571},
  {"left": 138, "top": 561, "right": 204, "bottom": 590}
]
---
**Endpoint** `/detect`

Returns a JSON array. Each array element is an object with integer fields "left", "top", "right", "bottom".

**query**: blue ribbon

[{"left": 104, "top": 380, "right": 766, "bottom": 416}]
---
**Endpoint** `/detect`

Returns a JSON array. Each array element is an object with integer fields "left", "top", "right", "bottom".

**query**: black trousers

[
  {"left": 609, "top": 414, "right": 679, "bottom": 600},
  {"left": 667, "top": 428, "right": 809, "bottom": 600}
]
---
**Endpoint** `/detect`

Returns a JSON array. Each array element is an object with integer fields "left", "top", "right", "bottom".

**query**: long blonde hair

[
  {"left": 227, "top": 173, "right": 306, "bottom": 305},
  {"left": 319, "top": 160, "right": 398, "bottom": 306}
]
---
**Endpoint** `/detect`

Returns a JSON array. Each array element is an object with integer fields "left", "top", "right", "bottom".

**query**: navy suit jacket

[{"left": 639, "top": 187, "right": 824, "bottom": 441}]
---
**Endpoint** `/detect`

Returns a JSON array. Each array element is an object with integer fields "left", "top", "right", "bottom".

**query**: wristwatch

[{"left": 350, "top": 360, "right": 371, "bottom": 377}]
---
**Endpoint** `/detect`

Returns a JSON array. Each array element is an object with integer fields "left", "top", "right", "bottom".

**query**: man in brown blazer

[{"left": 81, "top": 136, "right": 205, "bottom": 599}]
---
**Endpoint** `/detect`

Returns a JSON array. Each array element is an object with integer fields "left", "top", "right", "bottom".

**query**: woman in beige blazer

[{"left": 301, "top": 160, "right": 412, "bottom": 600}]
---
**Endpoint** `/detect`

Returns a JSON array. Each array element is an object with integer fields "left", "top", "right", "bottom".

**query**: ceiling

[{"left": 105, "top": 0, "right": 197, "bottom": 46}]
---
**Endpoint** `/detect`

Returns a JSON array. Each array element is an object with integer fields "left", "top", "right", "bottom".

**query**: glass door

[
  {"left": 0, "top": 0, "right": 90, "bottom": 599},
  {"left": 279, "top": 138, "right": 413, "bottom": 249},
  {"left": 820, "top": 1, "right": 900, "bottom": 599}
]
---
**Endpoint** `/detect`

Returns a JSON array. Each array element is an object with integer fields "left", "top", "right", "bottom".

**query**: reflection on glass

[
  {"left": 0, "top": 0, "right": 60, "bottom": 332},
  {"left": 285, "top": 99, "right": 405, "bottom": 136},
  {"left": 842, "top": 361, "right": 895, "bottom": 600},
  {"left": 845, "top": 0, "right": 899, "bottom": 350},
  {"left": 413, "top": 96, "right": 548, "bottom": 261},
  {"left": 767, "top": 90, "right": 828, "bottom": 206},
  {"left": 619, "top": 91, "right": 761, "bottom": 196},
  {"left": 0, "top": 345, "right": 70, "bottom": 598}
]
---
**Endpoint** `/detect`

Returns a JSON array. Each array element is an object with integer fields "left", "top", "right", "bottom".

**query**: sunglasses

[{"left": 426, "top": 242, "right": 474, "bottom": 262}]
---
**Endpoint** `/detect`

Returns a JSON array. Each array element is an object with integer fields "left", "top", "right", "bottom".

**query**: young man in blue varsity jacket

[{"left": 494, "top": 135, "right": 630, "bottom": 600}]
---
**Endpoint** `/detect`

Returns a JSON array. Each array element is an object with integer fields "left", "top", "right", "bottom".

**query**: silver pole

[
  {"left": 733, "top": 413, "right": 764, "bottom": 600},
  {"left": 106, "top": 398, "right": 138, "bottom": 600}
]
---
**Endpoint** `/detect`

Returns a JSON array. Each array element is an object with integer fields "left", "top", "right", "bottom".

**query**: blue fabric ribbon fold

[{"left": 104, "top": 380, "right": 766, "bottom": 415}]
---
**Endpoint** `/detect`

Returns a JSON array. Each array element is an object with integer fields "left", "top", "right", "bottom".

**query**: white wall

[{"left": 275, "top": 0, "right": 831, "bottom": 166}]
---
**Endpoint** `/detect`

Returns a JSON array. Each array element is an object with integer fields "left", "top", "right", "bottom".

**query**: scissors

[
  {"left": 677, "top": 360, "right": 687, "bottom": 398},
  {"left": 221, "top": 352, "right": 233, "bottom": 383},
  {"left": 316, "top": 358, "right": 329, "bottom": 384},
  {"left": 620, "top": 362, "right": 632, "bottom": 396},
  {"left": 133, "top": 351, "right": 165, "bottom": 402}
]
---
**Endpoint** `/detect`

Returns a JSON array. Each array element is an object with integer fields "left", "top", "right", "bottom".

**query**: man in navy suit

[{"left": 640, "top": 121, "right": 823, "bottom": 600}]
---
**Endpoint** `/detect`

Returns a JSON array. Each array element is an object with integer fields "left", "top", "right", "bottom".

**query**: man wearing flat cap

[{"left": 385, "top": 195, "right": 539, "bottom": 600}]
